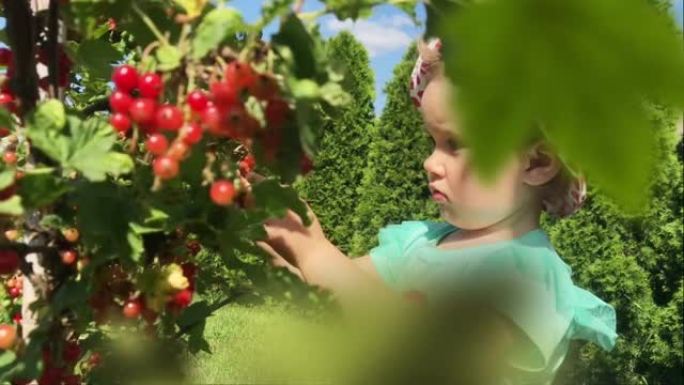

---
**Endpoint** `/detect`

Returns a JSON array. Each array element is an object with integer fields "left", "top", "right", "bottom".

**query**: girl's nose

[{"left": 423, "top": 151, "right": 445, "bottom": 179}]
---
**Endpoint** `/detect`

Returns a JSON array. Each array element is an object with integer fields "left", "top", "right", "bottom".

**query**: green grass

[{"left": 188, "top": 303, "right": 284, "bottom": 383}]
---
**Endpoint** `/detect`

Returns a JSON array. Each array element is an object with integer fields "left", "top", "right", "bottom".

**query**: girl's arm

[{"left": 258, "top": 234, "right": 396, "bottom": 309}]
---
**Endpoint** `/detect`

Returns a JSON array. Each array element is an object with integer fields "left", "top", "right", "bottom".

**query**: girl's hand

[{"left": 242, "top": 173, "right": 329, "bottom": 268}]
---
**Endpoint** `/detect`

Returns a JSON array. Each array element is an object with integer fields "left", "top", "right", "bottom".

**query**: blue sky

[{"left": 1, "top": 1, "right": 682, "bottom": 113}]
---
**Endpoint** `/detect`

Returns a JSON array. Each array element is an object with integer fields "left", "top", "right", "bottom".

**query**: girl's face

[{"left": 420, "top": 78, "right": 538, "bottom": 230}]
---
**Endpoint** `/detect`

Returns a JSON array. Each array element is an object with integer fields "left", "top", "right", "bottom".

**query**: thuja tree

[
  {"left": 349, "top": 44, "right": 439, "bottom": 257},
  {"left": 296, "top": 31, "right": 375, "bottom": 255},
  {"left": 546, "top": 107, "right": 683, "bottom": 385},
  {"left": 0, "top": 0, "right": 411, "bottom": 383}
]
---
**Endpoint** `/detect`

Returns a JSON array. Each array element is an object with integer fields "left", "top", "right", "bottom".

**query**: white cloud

[{"left": 325, "top": 15, "right": 415, "bottom": 57}]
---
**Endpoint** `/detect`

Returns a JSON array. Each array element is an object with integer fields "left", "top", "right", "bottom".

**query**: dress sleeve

[
  {"left": 458, "top": 246, "right": 617, "bottom": 371},
  {"left": 368, "top": 221, "right": 443, "bottom": 290}
]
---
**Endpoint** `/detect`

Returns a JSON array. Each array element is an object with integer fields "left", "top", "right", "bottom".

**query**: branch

[
  {"left": 1, "top": 0, "right": 40, "bottom": 115},
  {"left": 0, "top": 242, "right": 56, "bottom": 257},
  {"left": 80, "top": 96, "right": 111, "bottom": 116}
]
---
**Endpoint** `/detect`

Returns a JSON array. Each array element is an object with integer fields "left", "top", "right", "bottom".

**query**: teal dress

[{"left": 369, "top": 220, "right": 617, "bottom": 385}]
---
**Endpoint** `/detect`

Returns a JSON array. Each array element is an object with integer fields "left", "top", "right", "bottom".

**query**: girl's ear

[{"left": 522, "top": 141, "right": 562, "bottom": 186}]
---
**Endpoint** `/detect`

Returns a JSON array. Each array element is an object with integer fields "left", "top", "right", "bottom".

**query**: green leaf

[
  {"left": 187, "top": 320, "right": 211, "bottom": 354},
  {"left": 290, "top": 79, "right": 320, "bottom": 100},
  {"left": 74, "top": 182, "right": 140, "bottom": 262},
  {"left": 65, "top": 116, "right": 134, "bottom": 181},
  {"left": 0, "top": 196, "right": 23, "bottom": 216},
  {"left": 156, "top": 45, "right": 182, "bottom": 72},
  {"left": 34, "top": 99, "right": 66, "bottom": 131},
  {"left": 76, "top": 38, "right": 121, "bottom": 80},
  {"left": 51, "top": 281, "right": 89, "bottom": 313},
  {"left": 272, "top": 13, "right": 318, "bottom": 79},
  {"left": 0, "top": 350, "right": 16, "bottom": 370},
  {"left": 126, "top": 230, "right": 144, "bottom": 263},
  {"left": 0, "top": 170, "right": 15, "bottom": 190},
  {"left": 192, "top": 7, "right": 244, "bottom": 60},
  {"left": 440, "top": 0, "right": 684, "bottom": 213},
  {"left": 252, "top": 179, "right": 311, "bottom": 226},
  {"left": 27, "top": 100, "right": 69, "bottom": 162},
  {"left": 321, "top": 0, "right": 418, "bottom": 20},
  {"left": 258, "top": 0, "right": 296, "bottom": 28},
  {"left": 0, "top": 108, "right": 14, "bottom": 131},
  {"left": 173, "top": 0, "right": 208, "bottom": 18},
  {"left": 320, "top": 82, "right": 352, "bottom": 107},
  {"left": 17, "top": 168, "right": 71, "bottom": 209},
  {"left": 128, "top": 218, "right": 166, "bottom": 262},
  {"left": 176, "top": 301, "right": 213, "bottom": 329}
]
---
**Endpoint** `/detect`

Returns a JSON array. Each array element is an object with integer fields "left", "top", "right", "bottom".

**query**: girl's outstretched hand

[{"left": 242, "top": 172, "right": 329, "bottom": 268}]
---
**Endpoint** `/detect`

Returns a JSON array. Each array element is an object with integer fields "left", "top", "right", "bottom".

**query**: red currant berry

[
  {"left": 62, "top": 341, "right": 81, "bottom": 363},
  {"left": 0, "top": 324, "right": 17, "bottom": 350},
  {"left": 155, "top": 104, "right": 184, "bottom": 131},
  {"left": 129, "top": 98, "right": 157, "bottom": 124},
  {"left": 3, "top": 151, "right": 17, "bottom": 165},
  {"left": 300, "top": 154, "right": 314, "bottom": 175},
  {"left": 223, "top": 106, "right": 249, "bottom": 139},
  {"left": 138, "top": 72, "right": 163, "bottom": 99},
  {"left": 62, "top": 228, "right": 80, "bottom": 243},
  {"left": 210, "top": 179, "right": 236, "bottom": 206},
  {"left": 249, "top": 74, "right": 278, "bottom": 100},
  {"left": 0, "top": 250, "right": 20, "bottom": 275},
  {"left": 89, "top": 352, "right": 102, "bottom": 367},
  {"left": 0, "top": 127, "right": 10, "bottom": 137},
  {"left": 0, "top": 48, "right": 12, "bottom": 66},
  {"left": 186, "top": 90, "right": 209, "bottom": 112},
  {"left": 9, "top": 286, "right": 21, "bottom": 298},
  {"left": 109, "top": 113, "right": 131, "bottom": 134},
  {"left": 12, "top": 312, "right": 21, "bottom": 324},
  {"left": 224, "top": 61, "right": 256, "bottom": 91},
  {"left": 109, "top": 90, "right": 133, "bottom": 113},
  {"left": 167, "top": 141, "right": 190, "bottom": 161},
  {"left": 122, "top": 299, "right": 142, "bottom": 319},
  {"left": 0, "top": 92, "right": 15, "bottom": 110},
  {"left": 180, "top": 122, "right": 203, "bottom": 145},
  {"left": 153, "top": 156, "right": 179, "bottom": 180},
  {"left": 145, "top": 134, "right": 168, "bottom": 156},
  {"left": 210, "top": 81, "right": 238, "bottom": 107},
  {"left": 265, "top": 99, "right": 289, "bottom": 129},
  {"left": 239, "top": 154, "right": 256, "bottom": 176},
  {"left": 63, "top": 375, "right": 82, "bottom": 385},
  {"left": 112, "top": 65, "right": 138, "bottom": 92},
  {"left": 60, "top": 249, "right": 78, "bottom": 265},
  {"left": 201, "top": 105, "right": 224, "bottom": 136},
  {"left": 172, "top": 289, "right": 193, "bottom": 308}
]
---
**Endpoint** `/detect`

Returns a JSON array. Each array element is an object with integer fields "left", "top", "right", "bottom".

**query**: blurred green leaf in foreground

[{"left": 439, "top": 0, "right": 684, "bottom": 214}]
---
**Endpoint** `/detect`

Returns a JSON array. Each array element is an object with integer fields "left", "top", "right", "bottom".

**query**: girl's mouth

[{"left": 431, "top": 191, "right": 449, "bottom": 202}]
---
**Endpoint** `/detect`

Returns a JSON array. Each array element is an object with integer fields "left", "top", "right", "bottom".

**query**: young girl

[{"left": 251, "top": 38, "right": 617, "bottom": 384}]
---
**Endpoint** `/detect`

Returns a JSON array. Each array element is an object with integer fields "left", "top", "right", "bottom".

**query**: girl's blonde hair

[{"left": 417, "top": 39, "right": 576, "bottom": 217}]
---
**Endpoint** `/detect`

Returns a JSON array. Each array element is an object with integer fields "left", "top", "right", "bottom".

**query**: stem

[
  {"left": 132, "top": 3, "right": 170, "bottom": 46},
  {"left": 47, "top": 0, "right": 60, "bottom": 99}
]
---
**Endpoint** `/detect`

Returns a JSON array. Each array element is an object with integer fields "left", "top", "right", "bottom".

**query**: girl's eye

[{"left": 447, "top": 138, "right": 460, "bottom": 151}]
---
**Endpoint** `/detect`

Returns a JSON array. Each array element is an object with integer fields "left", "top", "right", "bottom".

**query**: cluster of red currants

[
  {"left": 0, "top": 47, "right": 18, "bottom": 114},
  {"left": 108, "top": 61, "right": 291, "bottom": 206},
  {"left": 33, "top": 341, "right": 87, "bottom": 385}
]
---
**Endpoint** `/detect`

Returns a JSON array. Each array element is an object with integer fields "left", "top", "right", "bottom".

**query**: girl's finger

[{"left": 246, "top": 172, "right": 266, "bottom": 184}]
